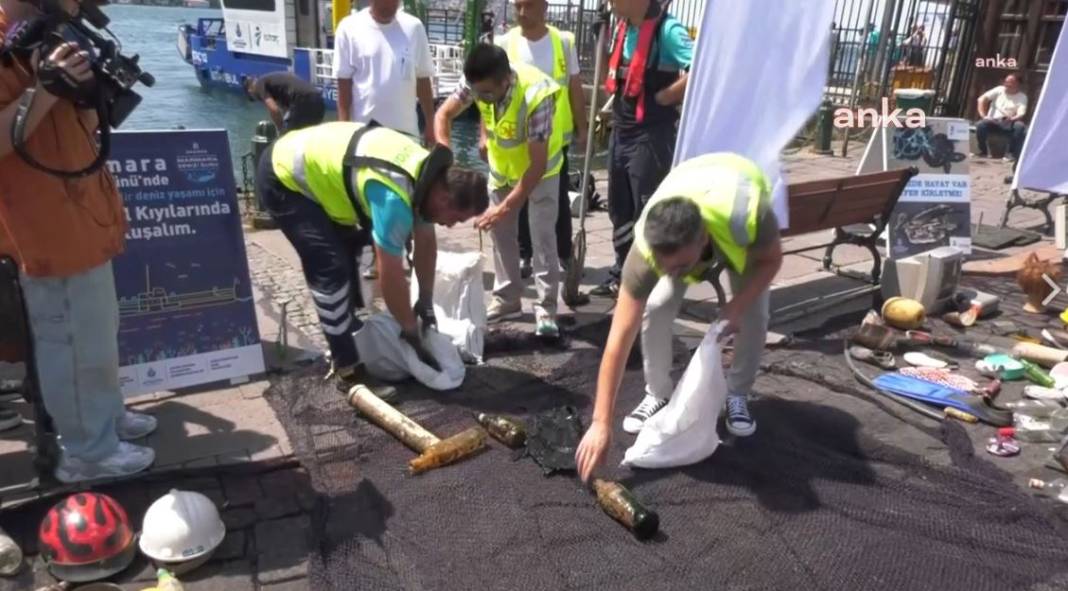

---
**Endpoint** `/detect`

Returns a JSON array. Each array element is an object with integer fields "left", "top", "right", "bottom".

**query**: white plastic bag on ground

[
  {"left": 353, "top": 314, "right": 466, "bottom": 391},
  {"left": 410, "top": 250, "right": 486, "bottom": 364},
  {"left": 622, "top": 322, "right": 729, "bottom": 469}
]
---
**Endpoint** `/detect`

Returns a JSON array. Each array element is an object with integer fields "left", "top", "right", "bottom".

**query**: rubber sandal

[{"left": 848, "top": 346, "right": 895, "bottom": 369}]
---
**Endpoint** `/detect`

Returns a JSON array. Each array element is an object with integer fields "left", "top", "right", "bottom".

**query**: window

[
  {"left": 996, "top": 20, "right": 1027, "bottom": 58},
  {"left": 1035, "top": 1, "right": 1066, "bottom": 68},
  {"left": 1001, "top": 0, "right": 1029, "bottom": 17},
  {"left": 222, "top": 0, "right": 276, "bottom": 12}
]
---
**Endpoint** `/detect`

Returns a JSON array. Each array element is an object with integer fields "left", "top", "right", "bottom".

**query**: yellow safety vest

[
  {"left": 634, "top": 153, "right": 771, "bottom": 280},
  {"left": 504, "top": 25, "right": 575, "bottom": 146},
  {"left": 270, "top": 121, "right": 429, "bottom": 227},
  {"left": 478, "top": 62, "right": 565, "bottom": 190}
]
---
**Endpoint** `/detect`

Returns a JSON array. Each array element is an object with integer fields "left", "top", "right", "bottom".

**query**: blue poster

[{"left": 108, "top": 130, "right": 264, "bottom": 397}]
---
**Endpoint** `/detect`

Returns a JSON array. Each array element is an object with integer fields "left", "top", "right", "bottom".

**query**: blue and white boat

[{"left": 176, "top": 0, "right": 477, "bottom": 110}]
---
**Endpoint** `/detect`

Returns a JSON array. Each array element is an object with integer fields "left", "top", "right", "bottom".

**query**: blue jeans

[{"left": 21, "top": 261, "right": 124, "bottom": 462}]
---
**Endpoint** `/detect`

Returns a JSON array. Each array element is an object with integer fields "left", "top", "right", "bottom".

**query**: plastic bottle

[
  {"left": 1012, "top": 408, "right": 1068, "bottom": 442},
  {"left": 155, "top": 568, "right": 185, "bottom": 591},
  {"left": 1028, "top": 478, "right": 1068, "bottom": 504},
  {"left": 592, "top": 479, "right": 659, "bottom": 540},
  {"left": 1018, "top": 359, "right": 1056, "bottom": 387},
  {"left": 474, "top": 413, "right": 527, "bottom": 448},
  {"left": 0, "top": 525, "right": 23, "bottom": 576},
  {"left": 1004, "top": 399, "right": 1064, "bottom": 417}
]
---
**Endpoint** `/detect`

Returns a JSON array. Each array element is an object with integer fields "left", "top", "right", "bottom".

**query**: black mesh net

[{"left": 264, "top": 319, "right": 1068, "bottom": 591}]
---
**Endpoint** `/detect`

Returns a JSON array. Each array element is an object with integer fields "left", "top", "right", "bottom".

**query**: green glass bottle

[
  {"left": 592, "top": 479, "right": 660, "bottom": 540},
  {"left": 474, "top": 413, "right": 527, "bottom": 448}
]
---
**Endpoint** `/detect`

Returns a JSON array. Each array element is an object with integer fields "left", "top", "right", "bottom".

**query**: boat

[{"left": 176, "top": 0, "right": 484, "bottom": 110}]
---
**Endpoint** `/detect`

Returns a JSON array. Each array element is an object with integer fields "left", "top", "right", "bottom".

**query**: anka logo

[
  {"left": 975, "top": 53, "right": 1017, "bottom": 68},
  {"left": 834, "top": 97, "right": 926, "bottom": 129}
]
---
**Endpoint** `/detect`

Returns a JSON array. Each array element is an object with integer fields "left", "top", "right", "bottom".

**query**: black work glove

[
  {"left": 413, "top": 297, "right": 437, "bottom": 333},
  {"left": 402, "top": 328, "right": 441, "bottom": 372}
]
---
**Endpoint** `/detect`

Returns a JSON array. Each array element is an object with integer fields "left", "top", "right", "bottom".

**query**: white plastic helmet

[{"left": 140, "top": 490, "right": 226, "bottom": 565}]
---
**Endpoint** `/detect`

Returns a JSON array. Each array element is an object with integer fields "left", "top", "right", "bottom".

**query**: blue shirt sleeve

[
  {"left": 365, "top": 180, "right": 414, "bottom": 257},
  {"left": 658, "top": 17, "right": 694, "bottom": 72}
]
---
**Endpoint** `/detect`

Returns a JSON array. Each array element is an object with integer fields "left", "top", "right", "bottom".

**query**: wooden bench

[{"left": 709, "top": 166, "right": 919, "bottom": 304}]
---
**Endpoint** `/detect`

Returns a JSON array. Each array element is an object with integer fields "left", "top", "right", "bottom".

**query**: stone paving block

[
  {"left": 260, "top": 578, "right": 311, "bottom": 590},
  {"left": 255, "top": 516, "right": 311, "bottom": 585},
  {"left": 255, "top": 493, "right": 301, "bottom": 521},
  {"left": 259, "top": 469, "right": 318, "bottom": 512},
  {"left": 222, "top": 474, "right": 264, "bottom": 508},
  {"left": 180, "top": 559, "right": 256, "bottom": 591},
  {"left": 222, "top": 507, "right": 258, "bottom": 530},
  {"left": 214, "top": 529, "right": 247, "bottom": 561}
]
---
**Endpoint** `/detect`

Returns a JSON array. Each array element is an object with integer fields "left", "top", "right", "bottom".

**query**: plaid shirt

[{"left": 450, "top": 70, "right": 555, "bottom": 143}]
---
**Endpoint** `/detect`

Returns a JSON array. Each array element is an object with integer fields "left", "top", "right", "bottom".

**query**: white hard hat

[{"left": 139, "top": 490, "right": 226, "bottom": 564}]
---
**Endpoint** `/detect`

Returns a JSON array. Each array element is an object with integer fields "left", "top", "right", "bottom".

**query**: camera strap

[{"left": 11, "top": 86, "right": 110, "bottom": 178}]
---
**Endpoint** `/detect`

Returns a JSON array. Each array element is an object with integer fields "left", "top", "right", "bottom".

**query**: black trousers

[
  {"left": 518, "top": 147, "right": 573, "bottom": 262},
  {"left": 282, "top": 97, "right": 327, "bottom": 133},
  {"left": 976, "top": 119, "right": 1027, "bottom": 158},
  {"left": 255, "top": 143, "right": 366, "bottom": 369},
  {"left": 606, "top": 124, "right": 677, "bottom": 279}
]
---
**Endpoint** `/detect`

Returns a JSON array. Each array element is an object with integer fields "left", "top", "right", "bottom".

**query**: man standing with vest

[
  {"left": 497, "top": 0, "right": 587, "bottom": 279},
  {"left": 435, "top": 44, "right": 566, "bottom": 338},
  {"left": 590, "top": 0, "right": 693, "bottom": 298},
  {"left": 255, "top": 121, "right": 489, "bottom": 394},
  {"left": 574, "top": 153, "right": 783, "bottom": 482}
]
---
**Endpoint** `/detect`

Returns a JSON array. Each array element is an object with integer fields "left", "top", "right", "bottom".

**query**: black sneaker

[
  {"left": 725, "top": 396, "right": 756, "bottom": 437},
  {"left": 590, "top": 279, "right": 620, "bottom": 298},
  {"left": 330, "top": 363, "right": 397, "bottom": 401},
  {"left": 622, "top": 394, "right": 668, "bottom": 434}
]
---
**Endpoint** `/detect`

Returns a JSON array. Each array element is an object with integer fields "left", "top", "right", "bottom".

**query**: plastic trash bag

[
  {"left": 622, "top": 321, "right": 729, "bottom": 469},
  {"left": 353, "top": 314, "right": 465, "bottom": 391},
  {"left": 521, "top": 405, "right": 584, "bottom": 476},
  {"left": 410, "top": 250, "right": 487, "bottom": 364}
]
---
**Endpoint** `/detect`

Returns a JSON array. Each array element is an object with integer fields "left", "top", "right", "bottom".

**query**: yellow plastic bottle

[{"left": 154, "top": 568, "right": 185, "bottom": 591}]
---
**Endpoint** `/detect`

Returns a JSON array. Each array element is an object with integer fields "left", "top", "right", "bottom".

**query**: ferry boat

[{"left": 176, "top": 0, "right": 481, "bottom": 110}]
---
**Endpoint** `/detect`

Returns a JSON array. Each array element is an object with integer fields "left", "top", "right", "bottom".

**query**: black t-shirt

[{"left": 253, "top": 72, "right": 321, "bottom": 110}]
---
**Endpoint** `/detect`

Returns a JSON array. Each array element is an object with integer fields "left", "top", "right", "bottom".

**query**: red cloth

[{"left": 604, "top": 16, "right": 660, "bottom": 123}]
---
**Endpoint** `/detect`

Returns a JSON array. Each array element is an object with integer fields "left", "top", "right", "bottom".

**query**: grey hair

[{"left": 644, "top": 197, "right": 704, "bottom": 255}]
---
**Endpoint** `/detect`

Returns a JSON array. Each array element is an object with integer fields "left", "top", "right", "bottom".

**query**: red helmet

[{"left": 38, "top": 492, "right": 138, "bottom": 583}]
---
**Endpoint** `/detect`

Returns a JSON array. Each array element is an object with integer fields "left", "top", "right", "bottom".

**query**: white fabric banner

[
  {"left": 1013, "top": 20, "right": 1068, "bottom": 194},
  {"left": 673, "top": 0, "right": 836, "bottom": 230}
]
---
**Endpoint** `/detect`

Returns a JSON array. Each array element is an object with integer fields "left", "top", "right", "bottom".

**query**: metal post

[
  {"left": 879, "top": 0, "right": 907, "bottom": 100},
  {"left": 840, "top": 0, "right": 879, "bottom": 157},
  {"left": 871, "top": 0, "right": 897, "bottom": 91},
  {"left": 932, "top": 0, "right": 961, "bottom": 116}
]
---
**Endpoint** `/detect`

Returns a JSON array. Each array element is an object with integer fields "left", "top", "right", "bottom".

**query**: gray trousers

[
  {"left": 642, "top": 270, "right": 770, "bottom": 400},
  {"left": 489, "top": 175, "right": 561, "bottom": 319},
  {"left": 21, "top": 261, "right": 125, "bottom": 462}
]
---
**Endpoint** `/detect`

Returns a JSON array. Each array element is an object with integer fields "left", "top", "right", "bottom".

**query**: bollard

[
  {"left": 250, "top": 120, "right": 278, "bottom": 230},
  {"left": 812, "top": 99, "right": 835, "bottom": 155}
]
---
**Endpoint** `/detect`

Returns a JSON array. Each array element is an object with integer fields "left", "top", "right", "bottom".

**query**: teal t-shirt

[
  {"left": 366, "top": 180, "right": 418, "bottom": 257},
  {"left": 621, "top": 14, "right": 694, "bottom": 72}
]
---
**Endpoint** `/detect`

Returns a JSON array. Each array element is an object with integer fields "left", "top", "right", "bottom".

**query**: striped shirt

[{"left": 451, "top": 70, "right": 556, "bottom": 143}]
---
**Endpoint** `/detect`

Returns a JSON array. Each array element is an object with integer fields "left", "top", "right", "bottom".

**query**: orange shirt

[{"left": 0, "top": 10, "right": 127, "bottom": 278}]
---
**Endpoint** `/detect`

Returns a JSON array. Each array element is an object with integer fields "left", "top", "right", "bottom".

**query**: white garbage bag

[
  {"left": 353, "top": 314, "right": 466, "bottom": 391},
  {"left": 622, "top": 321, "right": 729, "bottom": 469},
  {"left": 410, "top": 250, "right": 487, "bottom": 364}
]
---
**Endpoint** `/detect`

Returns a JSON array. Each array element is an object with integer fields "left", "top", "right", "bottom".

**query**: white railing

[{"left": 298, "top": 44, "right": 466, "bottom": 101}]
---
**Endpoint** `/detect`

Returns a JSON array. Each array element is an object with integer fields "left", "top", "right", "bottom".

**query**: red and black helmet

[{"left": 38, "top": 492, "right": 138, "bottom": 583}]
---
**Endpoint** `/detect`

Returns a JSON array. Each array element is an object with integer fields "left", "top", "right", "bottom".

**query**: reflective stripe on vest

[
  {"left": 271, "top": 121, "right": 426, "bottom": 226},
  {"left": 477, "top": 62, "right": 566, "bottom": 189},
  {"left": 634, "top": 153, "right": 770, "bottom": 281},
  {"left": 504, "top": 25, "right": 575, "bottom": 146}
]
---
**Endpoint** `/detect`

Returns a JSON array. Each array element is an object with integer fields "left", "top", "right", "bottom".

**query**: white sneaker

[
  {"left": 622, "top": 394, "right": 668, "bottom": 434},
  {"left": 726, "top": 396, "right": 756, "bottom": 437},
  {"left": 116, "top": 410, "right": 157, "bottom": 440},
  {"left": 55, "top": 441, "right": 155, "bottom": 484},
  {"left": 0, "top": 407, "right": 22, "bottom": 432},
  {"left": 486, "top": 297, "right": 522, "bottom": 323}
]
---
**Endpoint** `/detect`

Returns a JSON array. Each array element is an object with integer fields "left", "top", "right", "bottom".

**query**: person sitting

[{"left": 974, "top": 73, "right": 1028, "bottom": 162}]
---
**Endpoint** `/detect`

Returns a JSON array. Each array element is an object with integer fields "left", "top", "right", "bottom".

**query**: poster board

[
  {"left": 856, "top": 117, "right": 972, "bottom": 259},
  {"left": 108, "top": 130, "right": 265, "bottom": 397}
]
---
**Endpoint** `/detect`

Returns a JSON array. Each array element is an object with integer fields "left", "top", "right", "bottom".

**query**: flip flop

[
  {"left": 848, "top": 346, "right": 896, "bottom": 369},
  {"left": 1023, "top": 385, "right": 1066, "bottom": 401},
  {"left": 903, "top": 351, "right": 957, "bottom": 369}
]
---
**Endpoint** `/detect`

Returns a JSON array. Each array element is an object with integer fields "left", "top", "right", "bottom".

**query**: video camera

[{"left": 0, "top": 0, "right": 155, "bottom": 177}]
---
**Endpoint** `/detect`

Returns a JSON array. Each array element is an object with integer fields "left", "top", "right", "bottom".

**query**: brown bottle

[
  {"left": 408, "top": 426, "right": 487, "bottom": 474},
  {"left": 592, "top": 479, "right": 659, "bottom": 540},
  {"left": 474, "top": 413, "right": 527, "bottom": 448}
]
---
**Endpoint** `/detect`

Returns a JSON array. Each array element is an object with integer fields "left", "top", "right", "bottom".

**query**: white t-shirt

[
  {"left": 495, "top": 28, "right": 580, "bottom": 82},
  {"left": 332, "top": 8, "right": 434, "bottom": 137},
  {"left": 982, "top": 85, "right": 1028, "bottom": 120}
]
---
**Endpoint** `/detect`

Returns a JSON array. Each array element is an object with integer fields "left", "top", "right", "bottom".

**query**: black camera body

[{"left": 0, "top": 0, "right": 155, "bottom": 176}]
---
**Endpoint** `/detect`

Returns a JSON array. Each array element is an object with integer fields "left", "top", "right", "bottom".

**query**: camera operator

[{"left": 0, "top": 0, "right": 156, "bottom": 483}]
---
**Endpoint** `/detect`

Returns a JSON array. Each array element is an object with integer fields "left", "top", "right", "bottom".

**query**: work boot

[
  {"left": 487, "top": 297, "right": 522, "bottom": 323},
  {"left": 55, "top": 442, "right": 155, "bottom": 484},
  {"left": 622, "top": 394, "right": 668, "bottom": 434},
  {"left": 116, "top": 411, "right": 158, "bottom": 441},
  {"left": 332, "top": 363, "right": 397, "bottom": 401},
  {"left": 726, "top": 395, "right": 756, "bottom": 437}
]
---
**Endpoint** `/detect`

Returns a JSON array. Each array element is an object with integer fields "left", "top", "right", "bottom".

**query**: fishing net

[{"left": 263, "top": 317, "right": 1068, "bottom": 591}]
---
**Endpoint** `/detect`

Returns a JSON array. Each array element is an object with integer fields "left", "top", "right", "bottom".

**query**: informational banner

[
  {"left": 1014, "top": 17, "right": 1068, "bottom": 195},
  {"left": 674, "top": 0, "right": 834, "bottom": 231},
  {"left": 107, "top": 130, "right": 264, "bottom": 397},
  {"left": 857, "top": 117, "right": 972, "bottom": 259},
  {"left": 222, "top": 0, "right": 288, "bottom": 59}
]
